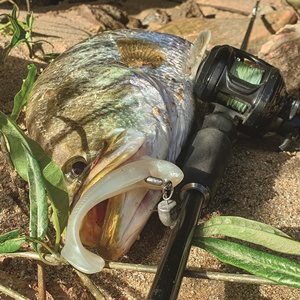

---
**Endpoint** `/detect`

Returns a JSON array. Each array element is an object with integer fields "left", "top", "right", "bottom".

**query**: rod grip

[{"left": 181, "top": 113, "right": 235, "bottom": 199}]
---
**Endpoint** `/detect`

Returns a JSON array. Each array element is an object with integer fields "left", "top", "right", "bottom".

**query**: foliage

[
  {"left": 0, "top": 5, "right": 34, "bottom": 62},
  {"left": 10, "top": 63, "right": 37, "bottom": 121},
  {"left": 194, "top": 216, "right": 300, "bottom": 288},
  {"left": 0, "top": 64, "right": 69, "bottom": 249},
  {"left": 0, "top": 229, "right": 25, "bottom": 253}
]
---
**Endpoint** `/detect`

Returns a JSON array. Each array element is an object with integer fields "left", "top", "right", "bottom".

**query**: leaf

[
  {"left": 0, "top": 230, "right": 25, "bottom": 253},
  {"left": 0, "top": 113, "right": 69, "bottom": 245},
  {"left": 42, "top": 161, "right": 69, "bottom": 244},
  {"left": 194, "top": 237, "right": 300, "bottom": 289},
  {"left": 0, "top": 6, "right": 34, "bottom": 61},
  {"left": 195, "top": 216, "right": 300, "bottom": 256},
  {"left": 0, "top": 229, "right": 20, "bottom": 243},
  {"left": 9, "top": 6, "right": 26, "bottom": 49},
  {"left": 25, "top": 139, "right": 69, "bottom": 243},
  {"left": 24, "top": 145, "right": 48, "bottom": 249},
  {"left": 10, "top": 64, "right": 37, "bottom": 121}
]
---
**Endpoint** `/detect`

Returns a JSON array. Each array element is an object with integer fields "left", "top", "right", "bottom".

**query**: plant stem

[
  {"left": 74, "top": 269, "right": 105, "bottom": 300},
  {"left": 37, "top": 261, "right": 46, "bottom": 300},
  {"left": 0, "top": 251, "right": 63, "bottom": 265},
  {"left": 0, "top": 252, "right": 278, "bottom": 286},
  {"left": 105, "top": 261, "right": 277, "bottom": 286},
  {"left": 25, "top": 237, "right": 58, "bottom": 256},
  {"left": 0, "top": 282, "right": 30, "bottom": 300},
  {"left": 25, "top": 0, "right": 31, "bottom": 12}
]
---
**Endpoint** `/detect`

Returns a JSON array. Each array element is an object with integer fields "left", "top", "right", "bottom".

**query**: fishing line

[{"left": 217, "top": 60, "right": 264, "bottom": 114}]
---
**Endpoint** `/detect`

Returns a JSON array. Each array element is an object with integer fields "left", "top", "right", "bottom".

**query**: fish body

[{"left": 26, "top": 29, "right": 210, "bottom": 272}]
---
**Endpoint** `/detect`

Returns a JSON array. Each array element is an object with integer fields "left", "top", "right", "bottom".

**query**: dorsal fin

[{"left": 185, "top": 30, "right": 211, "bottom": 79}]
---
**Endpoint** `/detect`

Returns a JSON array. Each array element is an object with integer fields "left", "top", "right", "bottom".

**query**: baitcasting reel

[
  {"left": 157, "top": 45, "right": 300, "bottom": 228},
  {"left": 194, "top": 45, "right": 300, "bottom": 150}
]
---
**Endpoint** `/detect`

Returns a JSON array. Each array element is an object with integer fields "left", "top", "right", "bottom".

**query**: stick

[
  {"left": 74, "top": 270, "right": 105, "bottom": 300},
  {"left": 37, "top": 261, "right": 46, "bottom": 300},
  {"left": 0, "top": 282, "right": 30, "bottom": 300}
]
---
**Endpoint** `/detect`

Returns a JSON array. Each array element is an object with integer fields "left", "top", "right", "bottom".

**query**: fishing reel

[
  {"left": 194, "top": 45, "right": 300, "bottom": 150},
  {"left": 156, "top": 45, "right": 300, "bottom": 229}
]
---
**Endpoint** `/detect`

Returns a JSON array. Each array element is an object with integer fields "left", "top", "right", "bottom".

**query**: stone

[
  {"left": 141, "top": 9, "right": 170, "bottom": 26},
  {"left": 168, "top": 0, "right": 204, "bottom": 20},
  {"left": 158, "top": 7, "right": 298, "bottom": 53},
  {"left": 259, "top": 23, "right": 300, "bottom": 98},
  {"left": 263, "top": 7, "right": 297, "bottom": 33},
  {"left": 127, "top": 16, "right": 143, "bottom": 29},
  {"left": 158, "top": 18, "right": 249, "bottom": 46}
]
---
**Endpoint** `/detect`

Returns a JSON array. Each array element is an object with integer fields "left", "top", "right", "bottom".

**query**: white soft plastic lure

[{"left": 26, "top": 29, "right": 211, "bottom": 273}]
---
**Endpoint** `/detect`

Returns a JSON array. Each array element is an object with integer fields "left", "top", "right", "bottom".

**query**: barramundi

[{"left": 26, "top": 29, "right": 211, "bottom": 274}]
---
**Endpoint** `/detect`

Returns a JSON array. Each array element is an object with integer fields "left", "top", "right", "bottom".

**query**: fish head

[
  {"left": 26, "top": 63, "right": 182, "bottom": 267},
  {"left": 57, "top": 127, "right": 183, "bottom": 270}
]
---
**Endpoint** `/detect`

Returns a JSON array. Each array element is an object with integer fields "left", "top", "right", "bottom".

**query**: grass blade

[
  {"left": 194, "top": 237, "right": 300, "bottom": 288},
  {"left": 195, "top": 216, "right": 300, "bottom": 256},
  {"left": 10, "top": 64, "right": 37, "bottom": 121}
]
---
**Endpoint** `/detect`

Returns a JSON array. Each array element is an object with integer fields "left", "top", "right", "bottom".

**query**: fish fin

[{"left": 186, "top": 30, "right": 211, "bottom": 79}]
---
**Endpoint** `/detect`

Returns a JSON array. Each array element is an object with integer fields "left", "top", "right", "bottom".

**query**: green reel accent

[
  {"left": 218, "top": 93, "right": 249, "bottom": 114},
  {"left": 230, "top": 60, "right": 264, "bottom": 85},
  {"left": 218, "top": 60, "right": 264, "bottom": 114}
]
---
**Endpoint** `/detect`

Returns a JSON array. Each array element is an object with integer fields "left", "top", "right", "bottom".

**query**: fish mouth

[
  {"left": 61, "top": 130, "right": 183, "bottom": 274},
  {"left": 79, "top": 130, "right": 152, "bottom": 260}
]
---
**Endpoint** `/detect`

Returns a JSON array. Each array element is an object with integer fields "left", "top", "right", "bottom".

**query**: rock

[
  {"left": 262, "top": 7, "right": 297, "bottom": 33},
  {"left": 81, "top": 4, "right": 129, "bottom": 32},
  {"left": 127, "top": 16, "right": 143, "bottom": 29},
  {"left": 158, "top": 7, "right": 298, "bottom": 53},
  {"left": 168, "top": 0, "right": 204, "bottom": 20},
  {"left": 142, "top": 9, "right": 170, "bottom": 26},
  {"left": 158, "top": 17, "right": 249, "bottom": 46},
  {"left": 284, "top": 0, "right": 300, "bottom": 9},
  {"left": 259, "top": 23, "right": 300, "bottom": 98}
]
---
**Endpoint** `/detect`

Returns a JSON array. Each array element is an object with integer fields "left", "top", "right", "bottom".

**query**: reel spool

[{"left": 194, "top": 45, "right": 299, "bottom": 142}]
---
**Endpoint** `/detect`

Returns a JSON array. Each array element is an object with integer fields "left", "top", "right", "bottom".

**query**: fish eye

[
  {"left": 63, "top": 156, "right": 88, "bottom": 181},
  {"left": 71, "top": 161, "right": 87, "bottom": 177}
]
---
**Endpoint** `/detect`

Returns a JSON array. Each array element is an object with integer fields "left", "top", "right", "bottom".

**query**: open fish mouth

[{"left": 61, "top": 130, "right": 183, "bottom": 274}]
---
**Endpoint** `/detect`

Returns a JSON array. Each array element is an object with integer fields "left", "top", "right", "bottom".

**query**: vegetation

[{"left": 0, "top": 3, "right": 34, "bottom": 61}]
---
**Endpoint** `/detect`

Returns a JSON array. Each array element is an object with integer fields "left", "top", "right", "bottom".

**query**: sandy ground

[{"left": 0, "top": 0, "right": 300, "bottom": 299}]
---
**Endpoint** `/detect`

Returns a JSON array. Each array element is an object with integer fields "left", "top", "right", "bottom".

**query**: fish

[{"left": 26, "top": 29, "right": 211, "bottom": 273}]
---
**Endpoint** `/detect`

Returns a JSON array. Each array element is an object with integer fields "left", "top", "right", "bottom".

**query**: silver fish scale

[{"left": 27, "top": 29, "right": 195, "bottom": 165}]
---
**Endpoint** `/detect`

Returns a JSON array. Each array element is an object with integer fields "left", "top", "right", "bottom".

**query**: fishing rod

[
  {"left": 241, "top": 0, "right": 261, "bottom": 50},
  {"left": 148, "top": 1, "right": 300, "bottom": 299}
]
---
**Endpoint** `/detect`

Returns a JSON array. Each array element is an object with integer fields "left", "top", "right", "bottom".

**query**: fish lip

[
  {"left": 75, "top": 129, "right": 147, "bottom": 247},
  {"left": 71, "top": 129, "right": 146, "bottom": 208},
  {"left": 61, "top": 158, "right": 184, "bottom": 274}
]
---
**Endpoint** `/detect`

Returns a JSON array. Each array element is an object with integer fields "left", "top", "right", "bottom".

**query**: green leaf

[
  {"left": 0, "top": 230, "right": 25, "bottom": 253},
  {"left": 0, "top": 229, "right": 20, "bottom": 243},
  {"left": 24, "top": 145, "right": 48, "bottom": 249},
  {"left": 9, "top": 6, "right": 26, "bottom": 49},
  {"left": 42, "top": 161, "right": 69, "bottom": 244},
  {"left": 10, "top": 64, "right": 37, "bottom": 121},
  {"left": 195, "top": 216, "right": 300, "bottom": 256},
  {"left": 0, "top": 113, "right": 69, "bottom": 245},
  {"left": 194, "top": 237, "right": 300, "bottom": 289}
]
